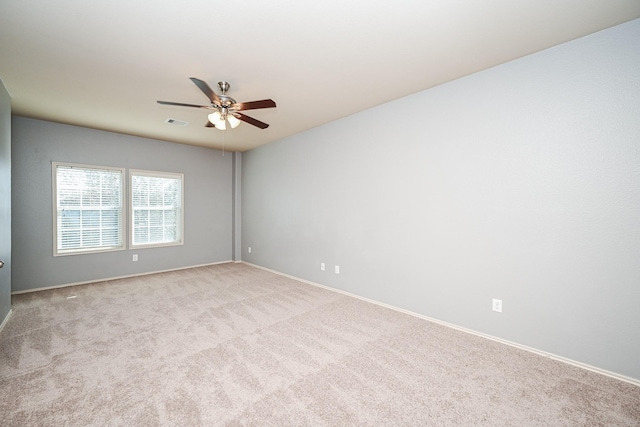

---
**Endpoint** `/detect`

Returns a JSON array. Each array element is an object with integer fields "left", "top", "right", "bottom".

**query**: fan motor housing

[{"left": 216, "top": 95, "right": 236, "bottom": 108}]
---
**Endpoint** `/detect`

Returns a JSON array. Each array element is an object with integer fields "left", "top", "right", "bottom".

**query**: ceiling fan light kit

[
  {"left": 157, "top": 78, "right": 276, "bottom": 131},
  {"left": 207, "top": 110, "right": 240, "bottom": 130}
]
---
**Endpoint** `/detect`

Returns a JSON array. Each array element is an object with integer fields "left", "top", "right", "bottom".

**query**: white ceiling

[{"left": 1, "top": 1, "right": 639, "bottom": 152}]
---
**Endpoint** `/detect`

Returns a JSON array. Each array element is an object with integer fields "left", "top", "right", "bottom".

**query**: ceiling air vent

[{"left": 165, "top": 118, "right": 188, "bottom": 127}]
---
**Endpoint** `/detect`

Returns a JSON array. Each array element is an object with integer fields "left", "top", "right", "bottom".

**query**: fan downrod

[{"left": 218, "top": 82, "right": 230, "bottom": 95}]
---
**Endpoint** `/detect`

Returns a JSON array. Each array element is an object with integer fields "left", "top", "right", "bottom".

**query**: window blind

[
  {"left": 55, "top": 164, "right": 124, "bottom": 255},
  {"left": 131, "top": 171, "right": 183, "bottom": 247}
]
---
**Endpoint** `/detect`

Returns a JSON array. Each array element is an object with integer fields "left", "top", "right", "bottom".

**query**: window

[
  {"left": 130, "top": 169, "right": 183, "bottom": 248},
  {"left": 53, "top": 162, "right": 125, "bottom": 256}
]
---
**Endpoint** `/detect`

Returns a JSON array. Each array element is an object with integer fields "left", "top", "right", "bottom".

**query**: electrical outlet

[
  {"left": 335, "top": 265, "right": 340, "bottom": 274},
  {"left": 132, "top": 254, "right": 138, "bottom": 262},
  {"left": 492, "top": 298, "right": 502, "bottom": 313},
  {"left": 320, "top": 262, "right": 325, "bottom": 271},
  {"left": 248, "top": 247, "right": 252, "bottom": 254}
]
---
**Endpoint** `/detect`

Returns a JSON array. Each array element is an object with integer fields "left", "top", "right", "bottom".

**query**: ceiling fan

[{"left": 157, "top": 77, "right": 276, "bottom": 130}]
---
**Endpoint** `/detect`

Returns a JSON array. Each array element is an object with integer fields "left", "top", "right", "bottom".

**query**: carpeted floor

[{"left": 0, "top": 262, "right": 638, "bottom": 426}]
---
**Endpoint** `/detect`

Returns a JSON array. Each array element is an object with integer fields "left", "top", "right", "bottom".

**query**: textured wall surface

[
  {"left": 242, "top": 19, "right": 640, "bottom": 380},
  {"left": 12, "top": 118, "right": 233, "bottom": 291}
]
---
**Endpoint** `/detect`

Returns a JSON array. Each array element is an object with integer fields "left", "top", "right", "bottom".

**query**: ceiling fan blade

[
  {"left": 205, "top": 121, "right": 215, "bottom": 128},
  {"left": 233, "top": 99, "right": 276, "bottom": 111},
  {"left": 235, "top": 112, "right": 269, "bottom": 129},
  {"left": 157, "top": 100, "right": 210, "bottom": 109},
  {"left": 190, "top": 77, "right": 221, "bottom": 104}
]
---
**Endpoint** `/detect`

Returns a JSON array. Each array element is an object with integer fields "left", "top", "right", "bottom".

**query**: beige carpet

[{"left": 0, "top": 263, "right": 638, "bottom": 426}]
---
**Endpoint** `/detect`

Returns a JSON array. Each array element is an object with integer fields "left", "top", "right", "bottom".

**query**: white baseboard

[
  {"left": 0, "top": 308, "right": 12, "bottom": 333},
  {"left": 11, "top": 260, "right": 235, "bottom": 295},
  {"left": 242, "top": 261, "right": 640, "bottom": 388}
]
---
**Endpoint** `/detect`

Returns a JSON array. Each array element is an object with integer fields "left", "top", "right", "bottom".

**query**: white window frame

[
  {"left": 52, "top": 162, "right": 126, "bottom": 256},
  {"left": 129, "top": 169, "right": 184, "bottom": 249}
]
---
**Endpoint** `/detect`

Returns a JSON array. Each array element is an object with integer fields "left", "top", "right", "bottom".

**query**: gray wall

[
  {"left": 12, "top": 118, "right": 233, "bottom": 291},
  {"left": 242, "top": 19, "right": 640, "bottom": 380},
  {"left": 0, "top": 79, "right": 10, "bottom": 322}
]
